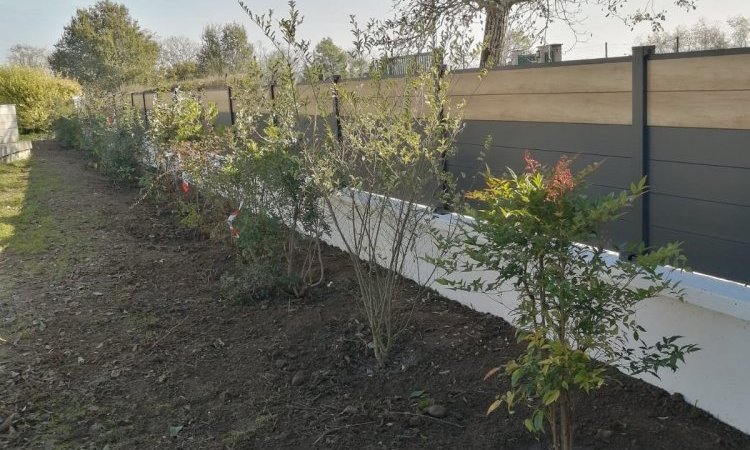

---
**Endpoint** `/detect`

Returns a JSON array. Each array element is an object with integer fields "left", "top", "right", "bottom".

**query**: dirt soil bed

[{"left": 1, "top": 144, "right": 749, "bottom": 450}]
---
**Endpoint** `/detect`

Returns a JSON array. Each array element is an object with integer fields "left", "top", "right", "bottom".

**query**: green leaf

[
  {"left": 169, "top": 425, "right": 183, "bottom": 438},
  {"left": 533, "top": 410, "right": 545, "bottom": 431},
  {"left": 511, "top": 368, "right": 523, "bottom": 385},
  {"left": 542, "top": 389, "right": 560, "bottom": 405},
  {"left": 409, "top": 390, "right": 425, "bottom": 399},
  {"left": 524, "top": 418, "right": 534, "bottom": 432}
]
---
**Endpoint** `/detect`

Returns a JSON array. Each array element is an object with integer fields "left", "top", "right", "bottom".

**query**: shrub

[
  {"left": 149, "top": 90, "right": 216, "bottom": 147},
  {"left": 433, "top": 153, "right": 698, "bottom": 450},
  {"left": 240, "top": 2, "right": 462, "bottom": 365},
  {"left": 53, "top": 116, "right": 84, "bottom": 149},
  {"left": 224, "top": 138, "right": 328, "bottom": 297},
  {"left": 207, "top": 46, "right": 328, "bottom": 298},
  {"left": 0, "top": 66, "right": 80, "bottom": 133},
  {"left": 55, "top": 89, "right": 145, "bottom": 182}
]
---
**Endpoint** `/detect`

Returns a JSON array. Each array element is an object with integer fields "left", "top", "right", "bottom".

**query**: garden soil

[{"left": 1, "top": 144, "right": 748, "bottom": 450}]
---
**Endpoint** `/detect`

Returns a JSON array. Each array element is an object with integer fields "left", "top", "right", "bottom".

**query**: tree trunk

[
  {"left": 479, "top": 2, "right": 511, "bottom": 68},
  {"left": 559, "top": 391, "right": 574, "bottom": 450}
]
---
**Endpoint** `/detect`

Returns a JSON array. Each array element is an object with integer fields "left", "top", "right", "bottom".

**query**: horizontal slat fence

[{"left": 129, "top": 47, "right": 750, "bottom": 283}]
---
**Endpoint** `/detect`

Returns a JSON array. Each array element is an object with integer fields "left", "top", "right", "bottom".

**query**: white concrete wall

[
  {"left": 0, "top": 104, "right": 31, "bottom": 162},
  {"left": 323, "top": 194, "right": 750, "bottom": 435}
]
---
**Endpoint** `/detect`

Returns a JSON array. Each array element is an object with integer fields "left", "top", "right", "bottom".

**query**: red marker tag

[
  {"left": 227, "top": 205, "right": 242, "bottom": 238},
  {"left": 181, "top": 180, "right": 190, "bottom": 193}
]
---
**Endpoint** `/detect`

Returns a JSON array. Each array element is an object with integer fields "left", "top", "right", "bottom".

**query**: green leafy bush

[
  {"left": 55, "top": 89, "right": 145, "bottom": 182},
  {"left": 0, "top": 66, "right": 81, "bottom": 133},
  {"left": 149, "top": 90, "right": 217, "bottom": 146},
  {"left": 53, "top": 116, "right": 84, "bottom": 149},
  {"left": 433, "top": 153, "right": 697, "bottom": 450}
]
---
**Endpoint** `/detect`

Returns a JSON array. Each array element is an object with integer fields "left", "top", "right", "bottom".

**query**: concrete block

[
  {"left": 0, "top": 104, "right": 17, "bottom": 115},
  {"left": 0, "top": 141, "right": 32, "bottom": 160},
  {"left": 1, "top": 128, "right": 19, "bottom": 144}
]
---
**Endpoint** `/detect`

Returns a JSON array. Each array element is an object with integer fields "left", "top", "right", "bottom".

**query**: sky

[{"left": 0, "top": 0, "right": 748, "bottom": 63}]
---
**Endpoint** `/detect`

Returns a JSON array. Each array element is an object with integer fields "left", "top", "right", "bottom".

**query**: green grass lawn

[{"left": 0, "top": 156, "right": 65, "bottom": 254}]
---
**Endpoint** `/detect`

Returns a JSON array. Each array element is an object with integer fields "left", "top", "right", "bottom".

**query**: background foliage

[
  {"left": 49, "top": 0, "right": 159, "bottom": 90},
  {"left": 0, "top": 66, "right": 80, "bottom": 133}
]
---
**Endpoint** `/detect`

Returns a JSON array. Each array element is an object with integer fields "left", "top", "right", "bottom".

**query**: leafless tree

[
  {"left": 640, "top": 15, "right": 750, "bottom": 53},
  {"left": 157, "top": 36, "right": 200, "bottom": 68},
  {"left": 7, "top": 44, "right": 50, "bottom": 71},
  {"left": 389, "top": 0, "right": 698, "bottom": 68},
  {"left": 727, "top": 15, "right": 749, "bottom": 47}
]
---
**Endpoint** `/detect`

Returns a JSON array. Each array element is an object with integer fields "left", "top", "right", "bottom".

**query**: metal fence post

[
  {"left": 227, "top": 86, "right": 235, "bottom": 125},
  {"left": 332, "top": 75, "right": 342, "bottom": 143},
  {"left": 630, "top": 45, "right": 655, "bottom": 252},
  {"left": 141, "top": 91, "right": 149, "bottom": 126},
  {"left": 435, "top": 61, "right": 450, "bottom": 213}
]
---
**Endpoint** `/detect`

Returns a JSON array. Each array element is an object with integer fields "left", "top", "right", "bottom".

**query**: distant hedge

[{"left": 0, "top": 66, "right": 81, "bottom": 133}]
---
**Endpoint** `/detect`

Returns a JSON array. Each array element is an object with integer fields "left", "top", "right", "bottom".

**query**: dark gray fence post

[
  {"left": 141, "top": 91, "right": 148, "bottom": 126},
  {"left": 228, "top": 86, "right": 235, "bottom": 125},
  {"left": 631, "top": 45, "right": 655, "bottom": 251},
  {"left": 332, "top": 75, "right": 342, "bottom": 143},
  {"left": 436, "top": 62, "right": 450, "bottom": 213}
]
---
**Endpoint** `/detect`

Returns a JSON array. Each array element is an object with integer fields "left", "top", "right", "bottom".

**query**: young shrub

[
  {"left": 56, "top": 88, "right": 145, "bottom": 182},
  {"left": 320, "top": 70, "right": 460, "bottom": 366},
  {"left": 53, "top": 115, "right": 84, "bottom": 149},
  {"left": 99, "top": 100, "right": 147, "bottom": 182},
  {"left": 149, "top": 89, "right": 217, "bottom": 148},
  {"left": 215, "top": 4, "right": 329, "bottom": 299},
  {"left": 433, "top": 153, "right": 698, "bottom": 450},
  {"left": 0, "top": 66, "right": 80, "bottom": 133},
  {"left": 241, "top": 2, "right": 464, "bottom": 365},
  {"left": 141, "top": 89, "right": 227, "bottom": 236},
  {"left": 230, "top": 143, "right": 328, "bottom": 297}
]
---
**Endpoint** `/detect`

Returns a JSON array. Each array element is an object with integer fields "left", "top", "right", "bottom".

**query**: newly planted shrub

[
  {"left": 317, "top": 68, "right": 461, "bottom": 366},
  {"left": 433, "top": 153, "right": 698, "bottom": 450},
  {"left": 149, "top": 89, "right": 217, "bottom": 147},
  {"left": 56, "top": 88, "right": 145, "bottom": 182},
  {"left": 220, "top": 137, "right": 328, "bottom": 297},
  {"left": 216, "top": 4, "right": 329, "bottom": 298},
  {"left": 240, "top": 1, "right": 463, "bottom": 365}
]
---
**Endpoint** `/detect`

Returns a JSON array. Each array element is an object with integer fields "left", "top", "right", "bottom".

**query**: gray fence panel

[
  {"left": 652, "top": 227, "right": 750, "bottom": 283},
  {"left": 456, "top": 121, "right": 636, "bottom": 157},
  {"left": 649, "top": 161, "right": 750, "bottom": 206},
  {"left": 651, "top": 194, "right": 750, "bottom": 245},
  {"left": 650, "top": 127, "right": 750, "bottom": 169}
]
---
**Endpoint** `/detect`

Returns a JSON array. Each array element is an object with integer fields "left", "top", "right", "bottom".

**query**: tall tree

[
  {"left": 310, "top": 37, "right": 349, "bottom": 80},
  {"left": 500, "top": 28, "right": 533, "bottom": 64},
  {"left": 49, "top": 0, "right": 159, "bottom": 90},
  {"left": 197, "top": 23, "right": 256, "bottom": 76},
  {"left": 221, "top": 23, "right": 256, "bottom": 73},
  {"left": 158, "top": 36, "right": 200, "bottom": 81},
  {"left": 390, "top": 0, "right": 698, "bottom": 68},
  {"left": 197, "top": 24, "right": 225, "bottom": 75},
  {"left": 6, "top": 45, "right": 50, "bottom": 71}
]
